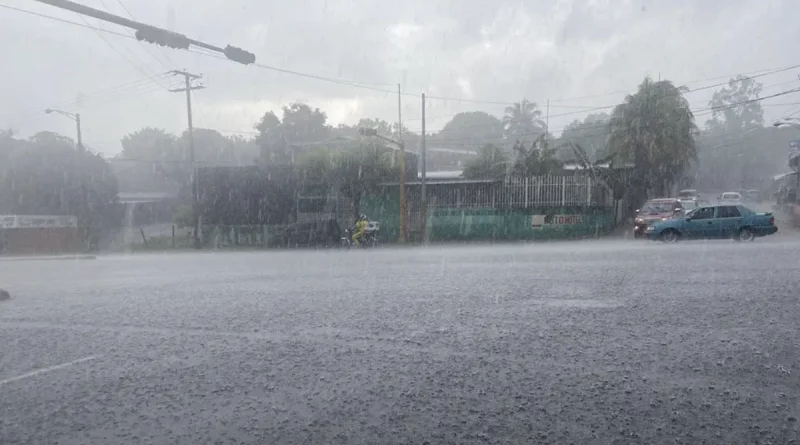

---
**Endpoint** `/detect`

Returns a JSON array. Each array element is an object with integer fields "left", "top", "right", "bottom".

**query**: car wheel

[
  {"left": 660, "top": 229, "right": 680, "bottom": 244},
  {"left": 633, "top": 230, "right": 642, "bottom": 239},
  {"left": 738, "top": 227, "right": 755, "bottom": 242}
]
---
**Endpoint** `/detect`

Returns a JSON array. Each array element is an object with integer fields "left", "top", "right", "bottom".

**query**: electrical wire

[
  {"left": 113, "top": 0, "right": 176, "bottom": 69},
  {"left": 0, "top": 74, "right": 169, "bottom": 124},
  {"left": 424, "top": 86, "right": 800, "bottom": 147},
  {"left": 11, "top": 0, "right": 800, "bottom": 117},
  {"left": 0, "top": 3, "right": 134, "bottom": 38},
  {"left": 8, "top": 0, "right": 800, "bottom": 151}
]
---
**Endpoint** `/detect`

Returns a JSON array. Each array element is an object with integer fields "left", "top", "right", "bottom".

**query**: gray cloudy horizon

[{"left": 1, "top": 0, "right": 798, "bottom": 155}]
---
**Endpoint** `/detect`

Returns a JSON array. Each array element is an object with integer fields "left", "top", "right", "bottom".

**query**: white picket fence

[{"left": 422, "top": 175, "right": 609, "bottom": 209}]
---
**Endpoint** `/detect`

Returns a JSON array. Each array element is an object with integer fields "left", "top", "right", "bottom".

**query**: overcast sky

[{"left": 1, "top": 0, "right": 799, "bottom": 155}]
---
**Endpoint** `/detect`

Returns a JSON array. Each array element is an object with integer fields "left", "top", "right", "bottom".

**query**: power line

[
  {"left": 113, "top": 0, "right": 176, "bottom": 69},
  {"left": 422, "top": 64, "right": 800, "bottom": 111},
  {"left": 0, "top": 2, "right": 167, "bottom": 88},
  {"left": 95, "top": 0, "right": 162, "bottom": 71},
  {"left": 424, "top": 77, "right": 800, "bottom": 139},
  {"left": 427, "top": 86, "right": 800, "bottom": 147},
  {"left": 549, "top": 63, "right": 800, "bottom": 103},
  {"left": 0, "top": 74, "right": 169, "bottom": 124},
  {"left": 2, "top": 5, "right": 398, "bottom": 95},
  {"left": 0, "top": 3, "right": 134, "bottom": 38},
  {"left": 77, "top": 14, "right": 167, "bottom": 89},
  {"left": 10, "top": 0, "right": 800, "bottom": 144}
]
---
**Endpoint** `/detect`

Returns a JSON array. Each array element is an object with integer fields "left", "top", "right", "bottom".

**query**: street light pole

[{"left": 45, "top": 108, "right": 83, "bottom": 151}]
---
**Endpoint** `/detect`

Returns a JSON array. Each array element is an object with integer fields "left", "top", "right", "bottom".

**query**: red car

[{"left": 633, "top": 198, "right": 685, "bottom": 238}]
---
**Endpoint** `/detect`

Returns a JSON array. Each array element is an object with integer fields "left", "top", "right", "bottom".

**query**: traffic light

[
  {"left": 358, "top": 127, "right": 378, "bottom": 136},
  {"left": 224, "top": 45, "right": 256, "bottom": 65},
  {"left": 135, "top": 27, "right": 191, "bottom": 50}
]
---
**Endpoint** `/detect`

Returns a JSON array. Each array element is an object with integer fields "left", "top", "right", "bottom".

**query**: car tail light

[{"left": 769, "top": 217, "right": 775, "bottom": 225}]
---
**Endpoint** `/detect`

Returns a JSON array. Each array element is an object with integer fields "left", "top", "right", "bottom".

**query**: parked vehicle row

[
  {"left": 633, "top": 189, "right": 776, "bottom": 243},
  {"left": 645, "top": 204, "right": 777, "bottom": 243}
]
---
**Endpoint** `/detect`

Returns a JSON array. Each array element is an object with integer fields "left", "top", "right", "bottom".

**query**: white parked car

[
  {"left": 719, "top": 192, "right": 742, "bottom": 204},
  {"left": 678, "top": 189, "right": 699, "bottom": 200}
]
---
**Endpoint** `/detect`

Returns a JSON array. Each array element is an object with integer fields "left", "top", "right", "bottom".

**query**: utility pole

[
  {"left": 397, "top": 84, "right": 407, "bottom": 243},
  {"left": 169, "top": 70, "right": 204, "bottom": 249},
  {"left": 75, "top": 113, "right": 83, "bottom": 151},
  {"left": 544, "top": 99, "right": 550, "bottom": 150},
  {"left": 421, "top": 93, "right": 427, "bottom": 243}
]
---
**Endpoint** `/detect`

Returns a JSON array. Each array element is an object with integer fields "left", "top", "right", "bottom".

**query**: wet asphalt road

[{"left": 2, "top": 236, "right": 800, "bottom": 444}]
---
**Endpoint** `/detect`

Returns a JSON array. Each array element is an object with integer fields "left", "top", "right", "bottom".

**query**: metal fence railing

[{"left": 417, "top": 175, "right": 607, "bottom": 210}]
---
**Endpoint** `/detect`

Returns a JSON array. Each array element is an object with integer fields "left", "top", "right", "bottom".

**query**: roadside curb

[{"left": 0, "top": 255, "right": 96, "bottom": 262}]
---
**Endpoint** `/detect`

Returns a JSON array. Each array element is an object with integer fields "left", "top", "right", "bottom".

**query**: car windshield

[
  {"left": 685, "top": 207, "right": 699, "bottom": 217},
  {"left": 722, "top": 193, "right": 739, "bottom": 199},
  {"left": 678, "top": 191, "right": 696, "bottom": 198},
  {"left": 640, "top": 202, "right": 674, "bottom": 213}
]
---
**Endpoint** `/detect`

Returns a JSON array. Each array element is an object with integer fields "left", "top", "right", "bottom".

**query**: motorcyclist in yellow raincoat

[{"left": 352, "top": 214, "right": 368, "bottom": 246}]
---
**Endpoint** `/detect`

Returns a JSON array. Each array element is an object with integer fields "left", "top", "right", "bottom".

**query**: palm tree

[
  {"left": 511, "top": 134, "right": 563, "bottom": 176},
  {"left": 503, "top": 99, "right": 546, "bottom": 143},
  {"left": 608, "top": 77, "right": 697, "bottom": 199}
]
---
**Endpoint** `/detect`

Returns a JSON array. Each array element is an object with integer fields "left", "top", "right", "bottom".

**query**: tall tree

[
  {"left": 608, "top": 77, "right": 697, "bottom": 198},
  {"left": 0, "top": 131, "right": 119, "bottom": 248},
  {"left": 298, "top": 141, "right": 399, "bottom": 219},
  {"left": 117, "top": 127, "right": 256, "bottom": 194},
  {"left": 462, "top": 144, "right": 508, "bottom": 180},
  {"left": 691, "top": 76, "right": 773, "bottom": 191},
  {"left": 557, "top": 112, "right": 610, "bottom": 161},
  {"left": 706, "top": 75, "right": 764, "bottom": 133},
  {"left": 503, "top": 99, "right": 546, "bottom": 143},
  {"left": 256, "top": 103, "right": 331, "bottom": 165},
  {"left": 434, "top": 111, "right": 504, "bottom": 149},
  {"left": 280, "top": 103, "right": 330, "bottom": 143}
]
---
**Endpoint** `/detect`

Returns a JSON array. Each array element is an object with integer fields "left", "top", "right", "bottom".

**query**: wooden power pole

[{"left": 169, "top": 70, "right": 204, "bottom": 249}]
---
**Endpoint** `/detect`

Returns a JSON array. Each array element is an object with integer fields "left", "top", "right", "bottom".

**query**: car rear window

[{"left": 722, "top": 193, "right": 740, "bottom": 200}]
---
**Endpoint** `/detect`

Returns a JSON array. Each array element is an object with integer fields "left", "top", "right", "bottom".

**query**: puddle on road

[
  {"left": 537, "top": 283, "right": 623, "bottom": 308},
  {"left": 542, "top": 299, "right": 622, "bottom": 308}
]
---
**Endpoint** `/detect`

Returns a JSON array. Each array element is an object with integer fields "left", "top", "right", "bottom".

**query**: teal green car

[{"left": 645, "top": 204, "right": 777, "bottom": 243}]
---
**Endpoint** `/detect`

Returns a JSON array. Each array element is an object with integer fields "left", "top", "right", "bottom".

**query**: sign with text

[
  {"left": 531, "top": 214, "right": 583, "bottom": 228},
  {"left": 0, "top": 215, "right": 78, "bottom": 229}
]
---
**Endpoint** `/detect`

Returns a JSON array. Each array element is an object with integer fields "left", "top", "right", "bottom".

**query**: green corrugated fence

[{"left": 361, "top": 195, "right": 615, "bottom": 242}]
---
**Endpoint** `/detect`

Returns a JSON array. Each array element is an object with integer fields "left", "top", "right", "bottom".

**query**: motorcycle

[{"left": 341, "top": 222, "right": 380, "bottom": 249}]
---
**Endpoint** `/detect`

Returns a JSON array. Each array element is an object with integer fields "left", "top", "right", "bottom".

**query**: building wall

[{"left": 0, "top": 227, "right": 81, "bottom": 255}]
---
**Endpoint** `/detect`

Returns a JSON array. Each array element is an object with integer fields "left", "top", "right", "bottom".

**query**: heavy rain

[{"left": 2, "top": 1, "right": 800, "bottom": 444}]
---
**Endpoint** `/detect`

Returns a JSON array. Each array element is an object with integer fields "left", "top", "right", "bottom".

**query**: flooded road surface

[{"left": 2, "top": 238, "right": 800, "bottom": 444}]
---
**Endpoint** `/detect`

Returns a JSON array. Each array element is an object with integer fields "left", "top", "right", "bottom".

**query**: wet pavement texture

[{"left": 1, "top": 237, "right": 800, "bottom": 444}]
